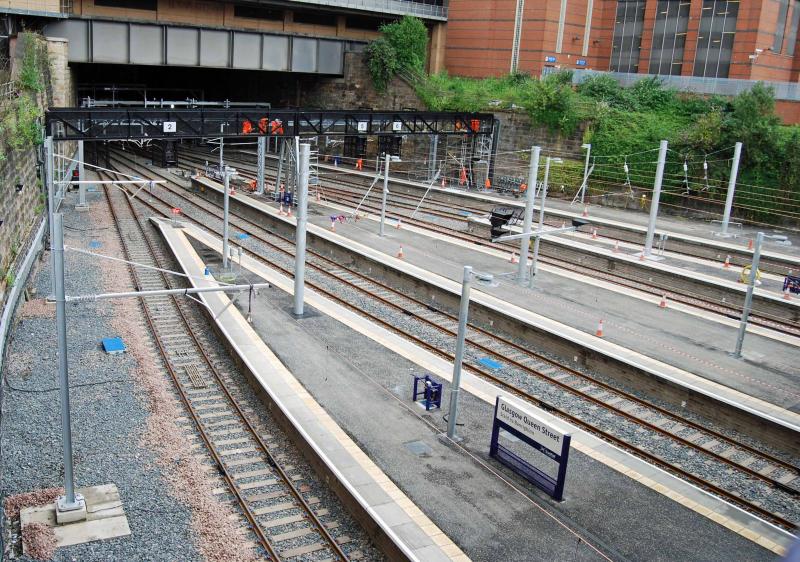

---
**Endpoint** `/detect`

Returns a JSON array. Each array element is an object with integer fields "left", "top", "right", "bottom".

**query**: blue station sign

[
  {"left": 545, "top": 56, "right": 557, "bottom": 63},
  {"left": 576, "top": 59, "right": 587, "bottom": 66},
  {"left": 490, "top": 396, "right": 572, "bottom": 501}
]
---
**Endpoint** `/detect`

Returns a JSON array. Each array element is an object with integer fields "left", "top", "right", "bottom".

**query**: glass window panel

[
  {"left": 694, "top": 0, "right": 738, "bottom": 77},
  {"left": 787, "top": 2, "right": 800, "bottom": 56},
  {"left": 650, "top": 0, "right": 691, "bottom": 75},
  {"left": 610, "top": 0, "right": 646, "bottom": 72},
  {"left": 774, "top": 0, "right": 790, "bottom": 52}
]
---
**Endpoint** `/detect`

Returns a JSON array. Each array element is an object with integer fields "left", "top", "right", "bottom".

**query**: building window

[
  {"left": 787, "top": 1, "right": 800, "bottom": 56},
  {"left": 234, "top": 5, "right": 283, "bottom": 21},
  {"left": 293, "top": 10, "right": 336, "bottom": 26},
  {"left": 649, "top": 0, "right": 690, "bottom": 75},
  {"left": 94, "top": 0, "right": 157, "bottom": 10},
  {"left": 610, "top": 0, "right": 646, "bottom": 73},
  {"left": 693, "top": 0, "right": 739, "bottom": 78},
  {"left": 774, "top": 0, "right": 790, "bottom": 52}
]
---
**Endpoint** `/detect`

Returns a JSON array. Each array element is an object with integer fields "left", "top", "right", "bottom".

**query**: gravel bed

[
  {"left": 133, "top": 201, "right": 384, "bottom": 561},
  {"left": 1, "top": 191, "right": 200, "bottom": 561},
  {"left": 118, "top": 160, "right": 800, "bottom": 526}
]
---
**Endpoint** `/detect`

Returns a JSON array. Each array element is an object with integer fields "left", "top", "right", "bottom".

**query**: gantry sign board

[
  {"left": 44, "top": 108, "right": 496, "bottom": 141},
  {"left": 490, "top": 396, "right": 572, "bottom": 501}
]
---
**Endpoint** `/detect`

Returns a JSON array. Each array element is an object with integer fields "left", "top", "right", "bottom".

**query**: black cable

[{"left": 3, "top": 377, "right": 128, "bottom": 393}]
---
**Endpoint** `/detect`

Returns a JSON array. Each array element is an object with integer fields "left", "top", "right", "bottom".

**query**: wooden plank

[
  {"left": 279, "top": 542, "right": 327, "bottom": 558},
  {"left": 253, "top": 502, "right": 295, "bottom": 516}
]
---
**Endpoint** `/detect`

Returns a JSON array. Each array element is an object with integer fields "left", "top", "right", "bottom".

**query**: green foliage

[
  {"left": 629, "top": 77, "right": 676, "bottom": 110},
  {"left": 722, "top": 83, "right": 780, "bottom": 172},
  {"left": 366, "top": 38, "right": 399, "bottom": 92},
  {"left": 3, "top": 93, "right": 43, "bottom": 151},
  {"left": 379, "top": 16, "right": 428, "bottom": 73},
  {"left": 17, "top": 32, "right": 44, "bottom": 93},
  {"left": 4, "top": 270, "right": 15, "bottom": 287},
  {"left": 521, "top": 73, "right": 580, "bottom": 134},
  {"left": 366, "top": 16, "right": 428, "bottom": 91}
]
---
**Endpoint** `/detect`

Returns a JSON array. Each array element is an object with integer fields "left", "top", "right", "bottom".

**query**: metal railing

[
  {"left": 0, "top": 81, "right": 16, "bottom": 100},
  {"left": 289, "top": 0, "right": 447, "bottom": 19},
  {"left": 572, "top": 70, "right": 800, "bottom": 101}
]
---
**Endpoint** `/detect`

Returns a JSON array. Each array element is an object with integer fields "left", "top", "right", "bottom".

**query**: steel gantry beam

[{"left": 44, "top": 108, "right": 496, "bottom": 141}]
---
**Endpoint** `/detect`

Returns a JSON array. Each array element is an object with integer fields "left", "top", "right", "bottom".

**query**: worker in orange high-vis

[
  {"left": 519, "top": 183, "right": 527, "bottom": 194},
  {"left": 459, "top": 167, "right": 467, "bottom": 186},
  {"left": 356, "top": 158, "right": 363, "bottom": 170}
]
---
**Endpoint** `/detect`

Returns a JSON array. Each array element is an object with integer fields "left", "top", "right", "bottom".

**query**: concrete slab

[
  {"left": 154, "top": 218, "right": 468, "bottom": 561},
  {"left": 173, "top": 219, "right": 793, "bottom": 557},
  {"left": 21, "top": 484, "right": 131, "bottom": 552}
]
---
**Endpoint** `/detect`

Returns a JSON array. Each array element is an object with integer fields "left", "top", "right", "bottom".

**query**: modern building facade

[{"left": 445, "top": 0, "right": 800, "bottom": 82}]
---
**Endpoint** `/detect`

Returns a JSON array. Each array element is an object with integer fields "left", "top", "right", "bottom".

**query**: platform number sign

[
  {"left": 392, "top": 121, "right": 403, "bottom": 132},
  {"left": 163, "top": 121, "right": 177, "bottom": 133},
  {"left": 490, "top": 396, "right": 572, "bottom": 501},
  {"left": 357, "top": 121, "right": 368, "bottom": 132}
]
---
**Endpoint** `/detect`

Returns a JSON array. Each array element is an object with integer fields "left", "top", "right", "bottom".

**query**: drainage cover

[{"left": 404, "top": 440, "right": 433, "bottom": 457}]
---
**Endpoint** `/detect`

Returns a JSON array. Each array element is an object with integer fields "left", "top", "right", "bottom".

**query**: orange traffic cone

[
  {"left": 397, "top": 245, "right": 404, "bottom": 259},
  {"left": 613, "top": 240, "right": 620, "bottom": 253},
  {"left": 639, "top": 251, "right": 646, "bottom": 261},
  {"left": 510, "top": 252, "right": 518, "bottom": 264},
  {"left": 783, "top": 287, "right": 793, "bottom": 301},
  {"left": 591, "top": 228, "right": 599, "bottom": 240},
  {"left": 484, "top": 178, "right": 491, "bottom": 189},
  {"left": 659, "top": 294, "right": 668, "bottom": 308},
  {"left": 330, "top": 220, "right": 336, "bottom": 231},
  {"left": 561, "top": 221, "right": 566, "bottom": 228},
  {"left": 441, "top": 177, "right": 446, "bottom": 188},
  {"left": 395, "top": 218, "right": 402, "bottom": 229},
  {"left": 723, "top": 255, "right": 731, "bottom": 269},
  {"left": 279, "top": 203, "right": 285, "bottom": 215},
  {"left": 748, "top": 239, "right": 754, "bottom": 250},
  {"left": 582, "top": 205, "right": 589, "bottom": 218},
  {"left": 595, "top": 319, "right": 604, "bottom": 337},
  {"left": 316, "top": 190, "right": 321, "bottom": 202},
  {"left": 287, "top": 207, "right": 292, "bottom": 218}
]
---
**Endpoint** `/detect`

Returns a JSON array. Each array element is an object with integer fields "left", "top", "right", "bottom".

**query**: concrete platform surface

[
  {"left": 156, "top": 218, "right": 468, "bottom": 561},
  {"left": 176, "top": 219, "right": 789, "bottom": 560},
  {"left": 174, "top": 219, "right": 793, "bottom": 558}
]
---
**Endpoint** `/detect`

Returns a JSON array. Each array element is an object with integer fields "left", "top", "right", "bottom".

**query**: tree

[
  {"left": 366, "top": 16, "right": 428, "bottom": 90},
  {"left": 723, "top": 83, "right": 780, "bottom": 172}
]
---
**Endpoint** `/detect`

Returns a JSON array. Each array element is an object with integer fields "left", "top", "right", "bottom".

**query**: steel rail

[
  {"left": 105, "top": 157, "right": 799, "bottom": 532},
  {"left": 101, "top": 171, "right": 347, "bottom": 561}
]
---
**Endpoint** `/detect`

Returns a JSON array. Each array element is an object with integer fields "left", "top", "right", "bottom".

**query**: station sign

[
  {"left": 545, "top": 56, "right": 557, "bottom": 63},
  {"left": 357, "top": 121, "right": 368, "bottom": 132},
  {"left": 490, "top": 396, "right": 572, "bottom": 501},
  {"left": 576, "top": 59, "right": 587, "bottom": 66},
  {"left": 392, "top": 121, "right": 403, "bottom": 132},
  {"left": 163, "top": 121, "right": 177, "bottom": 133}
]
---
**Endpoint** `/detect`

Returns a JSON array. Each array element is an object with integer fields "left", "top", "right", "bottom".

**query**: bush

[
  {"left": 366, "top": 16, "right": 428, "bottom": 90},
  {"left": 577, "top": 74, "right": 634, "bottom": 109},
  {"left": 379, "top": 16, "right": 428, "bottom": 73},
  {"left": 523, "top": 74, "right": 580, "bottom": 134},
  {"left": 17, "top": 32, "right": 44, "bottom": 93},
  {"left": 629, "top": 77, "right": 676, "bottom": 110},
  {"left": 366, "top": 38, "right": 398, "bottom": 92},
  {"left": 3, "top": 94, "right": 43, "bottom": 150}
]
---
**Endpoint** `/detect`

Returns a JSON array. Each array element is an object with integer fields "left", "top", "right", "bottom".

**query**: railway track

[
  {"left": 103, "top": 154, "right": 800, "bottom": 532},
  {"left": 155, "top": 148, "right": 800, "bottom": 337},
  {"left": 100, "top": 170, "right": 357, "bottom": 561}
]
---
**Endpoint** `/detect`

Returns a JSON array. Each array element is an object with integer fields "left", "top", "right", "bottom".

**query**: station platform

[
  {"left": 160, "top": 218, "right": 793, "bottom": 559},
  {"left": 155, "top": 218, "right": 469, "bottom": 562},
  {"left": 231, "top": 189, "right": 800, "bottom": 423},
  {"left": 239, "top": 149, "right": 800, "bottom": 264}
]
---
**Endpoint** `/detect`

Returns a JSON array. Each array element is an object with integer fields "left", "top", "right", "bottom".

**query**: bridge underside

[{"left": 44, "top": 18, "right": 346, "bottom": 75}]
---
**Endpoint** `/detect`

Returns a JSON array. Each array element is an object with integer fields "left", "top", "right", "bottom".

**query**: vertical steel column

[
  {"left": 77, "top": 140, "right": 87, "bottom": 207},
  {"left": 45, "top": 136, "right": 56, "bottom": 298},
  {"left": 580, "top": 143, "right": 591, "bottom": 204},
  {"left": 380, "top": 153, "right": 390, "bottom": 237},
  {"left": 219, "top": 136, "right": 224, "bottom": 170},
  {"left": 275, "top": 140, "right": 285, "bottom": 200},
  {"left": 447, "top": 265, "right": 472, "bottom": 440},
  {"left": 530, "top": 157, "right": 551, "bottom": 288},
  {"left": 643, "top": 140, "right": 669, "bottom": 257},
  {"left": 720, "top": 142, "right": 742, "bottom": 237},
  {"left": 294, "top": 136, "right": 300, "bottom": 195},
  {"left": 293, "top": 144, "right": 310, "bottom": 316},
  {"left": 428, "top": 135, "right": 439, "bottom": 181},
  {"left": 53, "top": 213, "right": 80, "bottom": 510},
  {"left": 733, "top": 231, "right": 763, "bottom": 358},
  {"left": 257, "top": 136, "right": 266, "bottom": 195},
  {"left": 518, "top": 146, "right": 541, "bottom": 285},
  {"left": 222, "top": 170, "right": 230, "bottom": 270}
]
